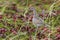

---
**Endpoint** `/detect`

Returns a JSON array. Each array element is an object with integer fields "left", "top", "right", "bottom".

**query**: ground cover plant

[{"left": 0, "top": 0, "right": 60, "bottom": 40}]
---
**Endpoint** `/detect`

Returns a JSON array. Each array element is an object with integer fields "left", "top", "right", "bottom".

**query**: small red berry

[
  {"left": 55, "top": 34, "right": 60, "bottom": 39},
  {"left": 10, "top": 28, "right": 17, "bottom": 35},
  {"left": 0, "top": 15, "right": 2, "bottom": 19},
  {"left": 42, "top": 27, "right": 48, "bottom": 33},
  {"left": 13, "top": 14, "right": 17, "bottom": 22},
  {"left": 57, "top": 27, "right": 60, "bottom": 32}
]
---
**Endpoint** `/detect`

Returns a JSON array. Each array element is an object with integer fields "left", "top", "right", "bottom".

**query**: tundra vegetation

[{"left": 0, "top": 0, "right": 60, "bottom": 40}]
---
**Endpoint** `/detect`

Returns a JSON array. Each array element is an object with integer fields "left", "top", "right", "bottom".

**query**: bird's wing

[
  {"left": 34, "top": 18, "right": 44, "bottom": 24},
  {"left": 37, "top": 17, "right": 44, "bottom": 23}
]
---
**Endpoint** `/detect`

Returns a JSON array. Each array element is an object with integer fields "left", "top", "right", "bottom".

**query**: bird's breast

[{"left": 32, "top": 18, "right": 44, "bottom": 26}]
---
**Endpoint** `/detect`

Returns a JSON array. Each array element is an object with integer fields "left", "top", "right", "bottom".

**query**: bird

[
  {"left": 29, "top": 7, "right": 50, "bottom": 40},
  {"left": 29, "top": 7, "right": 45, "bottom": 27}
]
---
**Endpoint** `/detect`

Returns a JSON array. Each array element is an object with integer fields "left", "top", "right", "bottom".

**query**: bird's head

[
  {"left": 29, "top": 7, "right": 35, "bottom": 11},
  {"left": 29, "top": 7, "right": 37, "bottom": 18}
]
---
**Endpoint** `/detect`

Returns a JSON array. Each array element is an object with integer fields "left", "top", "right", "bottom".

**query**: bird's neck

[{"left": 33, "top": 9, "right": 37, "bottom": 17}]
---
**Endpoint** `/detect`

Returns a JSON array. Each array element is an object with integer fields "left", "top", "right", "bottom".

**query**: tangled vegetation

[{"left": 0, "top": 0, "right": 60, "bottom": 40}]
